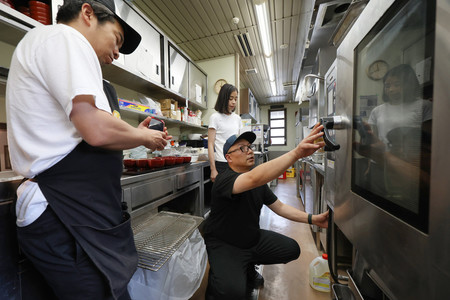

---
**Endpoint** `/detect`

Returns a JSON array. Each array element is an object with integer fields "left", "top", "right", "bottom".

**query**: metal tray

[{"left": 132, "top": 211, "right": 203, "bottom": 271}]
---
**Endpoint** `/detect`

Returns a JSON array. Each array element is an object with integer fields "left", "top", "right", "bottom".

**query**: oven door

[{"left": 332, "top": 0, "right": 450, "bottom": 299}]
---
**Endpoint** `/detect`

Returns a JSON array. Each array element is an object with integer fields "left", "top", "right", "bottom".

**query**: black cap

[
  {"left": 95, "top": 0, "right": 141, "bottom": 54},
  {"left": 223, "top": 131, "right": 256, "bottom": 157}
]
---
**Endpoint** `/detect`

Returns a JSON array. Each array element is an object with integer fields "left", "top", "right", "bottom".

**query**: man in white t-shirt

[{"left": 6, "top": 0, "right": 170, "bottom": 299}]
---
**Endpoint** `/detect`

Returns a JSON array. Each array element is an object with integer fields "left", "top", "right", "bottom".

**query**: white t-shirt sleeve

[
  {"left": 209, "top": 113, "right": 218, "bottom": 129},
  {"left": 34, "top": 30, "right": 110, "bottom": 118},
  {"left": 237, "top": 114, "right": 243, "bottom": 130}
]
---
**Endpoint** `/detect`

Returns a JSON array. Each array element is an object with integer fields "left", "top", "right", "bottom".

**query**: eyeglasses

[{"left": 227, "top": 144, "right": 256, "bottom": 154}]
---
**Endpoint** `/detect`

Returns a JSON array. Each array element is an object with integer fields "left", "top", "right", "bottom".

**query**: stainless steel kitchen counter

[
  {"left": 302, "top": 158, "right": 325, "bottom": 176},
  {"left": 121, "top": 161, "right": 209, "bottom": 185},
  {"left": 121, "top": 161, "right": 211, "bottom": 220}
]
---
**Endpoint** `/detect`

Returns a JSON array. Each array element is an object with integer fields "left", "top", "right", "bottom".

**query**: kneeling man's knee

[{"left": 286, "top": 238, "right": 301, "bottom": 262}]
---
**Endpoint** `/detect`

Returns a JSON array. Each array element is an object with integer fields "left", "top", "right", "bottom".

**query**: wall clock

[
  {"left": 214, "top": 79, "right": 227, "bottom": 94},
  {"left": 366, "top": 60, "right": 389, "bottom": 80}
]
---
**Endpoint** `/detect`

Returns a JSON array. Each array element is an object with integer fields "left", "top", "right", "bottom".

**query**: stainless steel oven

[{"left": 325, "top": 0, "right": 450, "bottom": 298}]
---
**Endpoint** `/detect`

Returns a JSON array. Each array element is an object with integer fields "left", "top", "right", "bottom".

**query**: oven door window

[{"left": 352, "top": 0, "right": 435, "bottom": 232}]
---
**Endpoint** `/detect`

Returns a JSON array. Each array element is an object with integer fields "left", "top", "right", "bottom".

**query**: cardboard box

[
  {"left": 161, "top": 109, "right": 177, "bottom": 119},
  {"left": 119, "top": 99, "right": 151, "bottom": 113},
  {"left": 158, "top": 99, "right": 178, "bottom": 111}
]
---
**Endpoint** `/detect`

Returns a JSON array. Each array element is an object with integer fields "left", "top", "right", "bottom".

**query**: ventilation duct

[
  {"left": 315, "top": 0, "right": 351, "bottom": 28},
  {"left": 330, "top": 0, "right": 369, "bottom": 46},
  {"left": 234, "top": 32, "right": 255, "bottom": 57},
  {"left": 283, "top": 82, "right": 296, "bottom": 90}
]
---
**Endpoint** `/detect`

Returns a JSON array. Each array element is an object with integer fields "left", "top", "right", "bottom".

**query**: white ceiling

[{"left": 130, "top": 0, "right": 319, "bottom": 106}]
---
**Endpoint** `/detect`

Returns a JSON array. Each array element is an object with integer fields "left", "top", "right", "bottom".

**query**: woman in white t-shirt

[{"left": 208, "top": 84, "right": 242, "bottom": 181}]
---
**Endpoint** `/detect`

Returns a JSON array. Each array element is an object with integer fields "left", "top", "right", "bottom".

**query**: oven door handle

[{"left": 320, "top": 116, "right": 345, "bottom": 151}]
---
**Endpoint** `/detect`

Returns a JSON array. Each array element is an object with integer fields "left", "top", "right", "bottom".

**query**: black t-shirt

[{"left": 204, "top": 167, "right": 277, "bottom": 248}]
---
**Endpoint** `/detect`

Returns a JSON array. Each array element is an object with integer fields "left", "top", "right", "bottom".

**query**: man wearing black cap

[
  {"left": 203, "top": 124, "right": 329, "bottom": 299},
  {"left": 6, "top": 1, "right": 171, "bottom": 299}
]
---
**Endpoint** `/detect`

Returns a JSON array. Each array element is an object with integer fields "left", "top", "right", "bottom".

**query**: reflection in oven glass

[{"left": 351, "top": 0, "right": 434, "bottom": 231}]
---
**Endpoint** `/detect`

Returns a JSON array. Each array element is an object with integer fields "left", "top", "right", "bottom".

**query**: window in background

[{"left": 269, "top": 108, "right": 286, "bottom": 145}]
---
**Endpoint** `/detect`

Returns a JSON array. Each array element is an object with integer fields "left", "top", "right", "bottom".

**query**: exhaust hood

[{"left": 329, "top": 0, "right": 369, "bottom": 47}]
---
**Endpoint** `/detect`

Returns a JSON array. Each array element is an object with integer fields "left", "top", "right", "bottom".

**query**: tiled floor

[
  {"left": 190, "top": 178, "right": 332, "bottom": 300},
  {"left": 257, "top": 178, "right": 331, "bottom": 300}
]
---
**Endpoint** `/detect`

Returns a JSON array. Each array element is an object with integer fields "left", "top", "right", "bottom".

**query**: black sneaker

[{"left": 247, "top": 265, "right": 264, "bottom": 289}]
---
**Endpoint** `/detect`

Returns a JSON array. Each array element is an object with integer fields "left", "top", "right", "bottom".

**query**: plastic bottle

[{"left": 309, "top": 253, "right": 331, "bottom": 292}]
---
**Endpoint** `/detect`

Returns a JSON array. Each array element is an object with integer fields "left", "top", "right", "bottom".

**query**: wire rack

[{"left": 132, "top": 211, "right": 204, "bottom": 271}]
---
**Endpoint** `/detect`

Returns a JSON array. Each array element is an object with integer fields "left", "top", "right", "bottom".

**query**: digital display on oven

[{"left": 351, "top": 0, "right": 435, "bottom": 232}]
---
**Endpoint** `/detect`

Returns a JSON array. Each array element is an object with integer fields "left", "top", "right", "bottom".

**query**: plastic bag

[{"left": 127, "top": 229, "right": 207, "bottom": 300}]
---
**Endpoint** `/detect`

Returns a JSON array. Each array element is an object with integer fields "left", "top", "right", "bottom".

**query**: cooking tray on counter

[
  {"left": 132, "top": 211, "right": 204, "bottom": 271},
  {"left": 123, "top": 162, "right": 191, "bottom": 175}
]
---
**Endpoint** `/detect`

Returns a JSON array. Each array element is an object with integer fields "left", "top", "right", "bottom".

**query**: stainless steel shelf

[
  {"left": 0, "top": 4, "right": 41, "bottom": 46},
  {"left": 120, "top": 107, "right": 206, "bottom": 130},
  {"left": 103, "top": 62, "right": 206, "bottom": 110}
]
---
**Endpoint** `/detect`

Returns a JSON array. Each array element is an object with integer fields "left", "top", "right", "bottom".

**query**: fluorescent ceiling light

[
  {"left": 265, "top": 56, "right": 275, "bottom": 82},
  {"left": 255, "top": 0, "right": 276, "bottom": 96},
  {"left": 270, "top": 81, "right": 277, "bottom": 96},
  {"left": 255, "top": 1, "right": 272, "bottom": 57}
]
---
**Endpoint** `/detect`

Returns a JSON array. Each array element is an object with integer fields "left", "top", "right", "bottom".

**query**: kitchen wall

[{"left": 196, "top": 54, "right": 236, "bottom": 126}]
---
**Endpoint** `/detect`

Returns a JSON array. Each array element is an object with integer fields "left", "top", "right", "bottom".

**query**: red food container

[
  {"left": 175, "top": 157, "right": 184, "bottom": 164},
  {"left": 136, "top": 159, "right": 148, "bottom": 169},
  {"left": 123, "top": 159, "right": 136, "bottom": 168},
  {"left": 29, "top": 1, "right": 50, "bottom": 9},
  {"left": 152, "top": 157, "right": 165, "bottom": 168},
  {"left": 183, "top": 156, "right": 191, "bottom": 163},
  {"left": 31, "top": 11, "right": 51, "bottom": 19},
  {"left": 29, "top": 5, "right": 49, "bottom": 14},
  {"left": 147, "top": 159, "right": 154, "bottom": 168},
  {"left": 164, "top": 156, "right": 175, "bottom": 166}
]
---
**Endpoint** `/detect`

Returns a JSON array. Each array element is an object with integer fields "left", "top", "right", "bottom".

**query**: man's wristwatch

[{"left": 308, "top": 213, "right": 313, "bottom": 225}]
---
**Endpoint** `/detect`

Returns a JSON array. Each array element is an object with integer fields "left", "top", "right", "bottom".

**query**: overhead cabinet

[
  {"left": 169, "top": 43, "right": 189, "bottom": 98},
  {"left": 240, "top": 88, "right": 260, "bottom": 123},
  {"left": 116, "top": 0, "right": 163, "bottom": 85},
  {"left": 189, "top": 62, "right": 207, "bottom": 108}
]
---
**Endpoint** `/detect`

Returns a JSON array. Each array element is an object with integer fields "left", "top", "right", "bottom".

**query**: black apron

[{"left": 35, "top": 81, "right": 137, "bottom": 299}]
